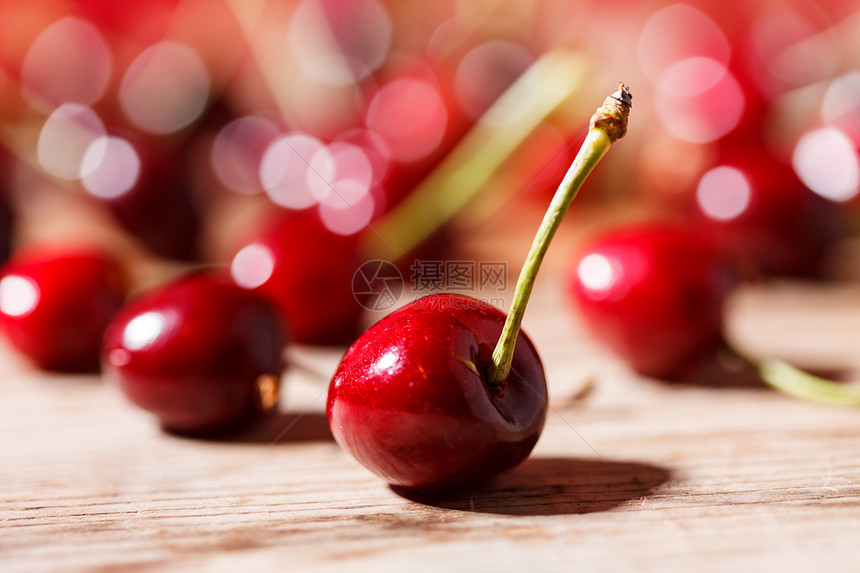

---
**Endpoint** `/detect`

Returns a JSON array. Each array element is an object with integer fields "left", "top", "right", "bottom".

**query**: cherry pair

[{"left": 0, "top": 245, "right": 285, "bottom": 435}]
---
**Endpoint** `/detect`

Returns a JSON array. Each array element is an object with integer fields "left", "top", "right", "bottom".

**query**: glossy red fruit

[
  {"left": 230, "top": 210, "right": 364, "bottom": 346},
  {"left": 327, "top": 293, "right": 547, "bottom": 492},
  {"left": 0, "top": 248, "right": 127, "bottom": 372},
  {"left": 102, "top": 273, "right": 285, "bottom": 434},
  {"left": 568, "top": 224, "right": 736, "bottom": 380},
  {"left": 690, "top": 140, "right": 845, "bottom": 278}
]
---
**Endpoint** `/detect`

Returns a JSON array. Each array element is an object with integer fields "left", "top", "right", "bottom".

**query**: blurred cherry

[
  {"left": 103, "top": 273, "right": 284, "bottom": 434},
  {"left": 0, "top": 247, "right": 127, "bottom": 372},
  {"left": 690, "top": 137, "right": 846, "bottom": 278},
  {"left": 230, "top": 210, "right": 365, "bottom": 346},
  {"left": 568, "top": 223, "right": 736, "bottom": 380}
]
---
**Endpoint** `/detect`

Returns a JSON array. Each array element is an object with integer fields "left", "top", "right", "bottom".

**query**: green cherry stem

[
  {"left": 759, "top": 359, "right": 860, "bottom": 406},
  {"left": 489, "top": 84, "right": 632, "bottom": 385}
]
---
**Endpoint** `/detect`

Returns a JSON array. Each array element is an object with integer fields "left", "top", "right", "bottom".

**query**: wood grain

[{"left": 3, "top": 213, "right": 860, "bottom": 572}]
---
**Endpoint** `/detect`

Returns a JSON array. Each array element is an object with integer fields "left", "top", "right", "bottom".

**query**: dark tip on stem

[{"left": 610, "top": 82, "right": 633, "bottom": 107}]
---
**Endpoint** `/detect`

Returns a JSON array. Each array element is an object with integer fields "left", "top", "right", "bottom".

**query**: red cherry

[
  {"left": 102, "top": 273, "right": 285, "bottom": 434},
  {"left": 568, "top": 224, "right": 736, "bottom": 380},
  {"left": 230, "top": 210, "right": 365, "bottom": 346},
  {"left": 327, "top": 293, "right": 547, "bottom": 492},
  {"left": 690, "top": 140, "right": 845, "bottom": 278},
  {"left": 0, "top": 247, "right": 127, "bottom": 372}
]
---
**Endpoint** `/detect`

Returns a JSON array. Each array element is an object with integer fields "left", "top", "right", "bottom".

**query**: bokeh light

[
  {"left": 260, "top": 132, "right": 328, "bottom": 209},
  {"left": 696, "top": 166, "right": 752, "bottom": 221},
  {"left": 822, "top": 72, "right": 860, "bottom": 146},
  {"left": 638, "top": 4, "right": 729, "bottom": 85},
  {"left": 119, "top": 41, "right": 211, "bottom": 135},
  {"left": 577, "top": 253, "right": 620, "bottom": 296},
  {"left": 365, "top": 77, "right": 448, "bottom": 163},
  {"left": 37, "top": 103, "right": 105, "bottom": 180},
  {"left": 80, "top": 136, "right": 142, "bottom": 200},
  {"left": 654, "top": 58, "right": 745, "bottom": 143},
  {"left": 317, "top": 179, "right": 376, "bottom": 235},
  {"left": 211, "top": 116, "right": 279, "bottom": 196},
  {"left": 792, "top": 127, "right": 860, "bottom": 203},
  {"left": 288, "top": 0, "right": 391, "bottom": 85},
  {"left": 334, "top": 129, "right": 393, "bottom": 187},
  {"left": 231, "top": 243, "right": 276, "bottom": 289},
  {"left": 0, "top": 275, "right": 40, "bottom": 318},
  {"left": 21, "top": 17, "right": 112, "bottom": 113},
  {"left": 748, "top": 2, "right": 840, "bottom": 94},
  {"left": 308, "top": 141, "right": 374, "bottom": 202}
]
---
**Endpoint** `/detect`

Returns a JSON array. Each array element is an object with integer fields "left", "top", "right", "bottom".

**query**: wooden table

[{"left": 3, "top": 210, "right": 860, "bottom": 572}]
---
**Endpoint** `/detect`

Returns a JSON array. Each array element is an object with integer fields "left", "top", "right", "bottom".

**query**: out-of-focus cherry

[
  {"left": 690, "top": 138, "right": 846, "bottom": 278},
  {"left": 102, "top": 273, "right": 285, "bottom": 435},
  {"left": 568, "top": 223, "right": 736, "bottom": 380},
  {"left": 0, "top": 247, "right": 127, "bottom": 372},
  {"left": 230, "top": 210, "right": 365, "bottom": 346}
]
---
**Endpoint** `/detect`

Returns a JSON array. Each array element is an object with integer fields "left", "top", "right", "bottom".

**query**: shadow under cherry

[{"left": 393, "top": 456, "right": 671, "bottom": 516}]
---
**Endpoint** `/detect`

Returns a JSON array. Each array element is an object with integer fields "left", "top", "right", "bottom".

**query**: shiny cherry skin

[
  {"left": 0, "top": 247, "right": 127, "bottom": 372},
  {"left": 327, "top": 293, "right": 547, "bottom": 492},
  {"left": 568, "top": 224, "right": 737, "bottom": 380},
  {"left": 102, "top": 273, "right": 285, "bottom": 434},
  {"left": 690, "top": 138, "right": 845, "bottom": 278},
  {"left": 230, "top": 210, "right": 364, "bottom": 346}
]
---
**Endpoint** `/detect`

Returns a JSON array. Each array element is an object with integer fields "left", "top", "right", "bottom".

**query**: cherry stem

[
  {"left": 759, "top": 359, "right": 860, "bottom": 406},
  {"left": 362, "top": 49, "right": 589, "bottom": 262},
  {"left": 488, "top": 84, "right": 632, "bottom": 385}
]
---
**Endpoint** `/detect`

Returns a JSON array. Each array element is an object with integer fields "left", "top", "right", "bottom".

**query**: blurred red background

[{"left": 0, "top": 0, "right": 858, "bottom": 275}]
